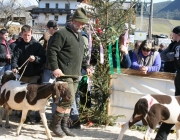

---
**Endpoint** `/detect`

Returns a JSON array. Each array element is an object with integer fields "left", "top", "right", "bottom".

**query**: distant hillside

[
  {"left": 160, "top": 0, "right": 180, "bottom": 12},
  {"left": 153, "top": 1, "right": 172, "bottom": 14},
  {"left": 148, "top": 0, "right": 180, "bottom": 20}
]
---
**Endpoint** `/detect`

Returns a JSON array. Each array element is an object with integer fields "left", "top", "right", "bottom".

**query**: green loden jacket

[{"left": 47, "top": 25, "right": 88, "bottom": 76}]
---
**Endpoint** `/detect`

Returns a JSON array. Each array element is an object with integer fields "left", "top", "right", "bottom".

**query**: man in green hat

[{"left": 47, "top": 8, "right": 91, "bottom": 137}]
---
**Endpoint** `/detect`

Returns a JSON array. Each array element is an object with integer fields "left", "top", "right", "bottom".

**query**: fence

[{"left": 110, "top": 69, "right": 175, "bottom": 124}]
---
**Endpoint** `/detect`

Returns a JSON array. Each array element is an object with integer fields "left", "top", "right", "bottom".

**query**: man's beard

[{"left": 72, "top": 23, "right": 82, "bottom": 33}]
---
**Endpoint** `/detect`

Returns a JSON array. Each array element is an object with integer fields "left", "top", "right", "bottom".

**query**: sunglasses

[{"left": 142, "top": 48, "right": 151, "bottom": 52}]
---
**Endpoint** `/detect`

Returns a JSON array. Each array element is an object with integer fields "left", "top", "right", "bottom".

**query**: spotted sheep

[
  {"left": 0, "top": 71, "right": 71, "bottom": 140},
  {"left": 117, "top": 94, "right": 180, "bottom": 140}
]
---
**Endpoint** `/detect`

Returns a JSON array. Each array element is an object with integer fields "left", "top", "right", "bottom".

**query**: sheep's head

[
  {"left": 1, "top": 70, "right": 16, "bottom": 85},
  {"left": 52, "top": 81, "right": 71, "bottom": 104}
]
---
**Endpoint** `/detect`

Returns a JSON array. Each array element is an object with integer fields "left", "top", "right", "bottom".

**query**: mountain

[
  {"left": 159, "top": 0, "right": 180, "bottom": 12},
  {"left": 152, "top": 0, "right": 180, "bottom": 20}
]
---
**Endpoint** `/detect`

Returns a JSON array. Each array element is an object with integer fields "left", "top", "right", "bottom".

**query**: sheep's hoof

[
  {"left": 16, "top": 132, "right": 21, "bottom": 136},
  {"left": 5, "top": 125, "right": 10, "bottom": 129}
]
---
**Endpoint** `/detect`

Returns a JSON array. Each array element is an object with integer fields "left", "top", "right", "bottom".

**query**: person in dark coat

[
  {"left": 9, "top": 33, "right": 22, "bottom": 54},
  {"left": 160, "top": 41, "right": 177, "bottom": 73},
  {"left": 11, "top": 25, "right": 46, "bottom": 83},
  {"left": 0, "top": 29, "right": 13, "bottom": 82},
  {"left": 155, "top": 26, "right": 180, "bottom": 140},
  {"left": 47, "top": 8, "right": 91, "bottom": 137}
]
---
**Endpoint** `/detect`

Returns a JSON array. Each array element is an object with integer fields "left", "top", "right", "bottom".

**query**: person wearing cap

[
  {"left": 66, "top": 12, "right": 90, "bottom": 129},
  {"left": 155, "top": 26, "right": 180, "bottom": 140},
  {"left": 47, "top": 8, "right": 91, "bottom": 137},
  {"left": 160, "top": 28, "right": 179, "bottom": 73},
  {"left": 34, "top": 20, "right": 59, "bottom": 123}
]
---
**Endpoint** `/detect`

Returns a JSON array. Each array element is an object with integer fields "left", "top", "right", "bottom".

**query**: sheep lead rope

[{"left": 18, "top": 57, "right": 30, "bottom": 81}]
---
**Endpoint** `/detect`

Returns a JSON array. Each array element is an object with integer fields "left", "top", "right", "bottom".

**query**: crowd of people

[
  {"left": 115, "top": 28, "right": 180, "bottom": 75},
  {"left": 0, "top": 6, "right": 180, "bottom": 139}
]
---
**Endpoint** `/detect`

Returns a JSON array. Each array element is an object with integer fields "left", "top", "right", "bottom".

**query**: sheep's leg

[
  {"left": 117, "top": 116, "right": 142, "bottom": 140},
  {"left": 144, "top": 126, "right": 155, "bottom": 140},
  {"left": 16, "top": 109, "right": 28, "bottom": 136},
  {"left": 117, "top": 121, "right": 129, "bottom": 140},
  {"left": 175, "top": 123, "right": 180, "bottom": 139},
  {"left": 39, "top": 108, "right": 52, "bottom": 140},
  {"left": 5, "top": 107, "right": 11, "bottom": 128},
  {"left": 0, "top": 106, "right": 4, "bottom": 127}
]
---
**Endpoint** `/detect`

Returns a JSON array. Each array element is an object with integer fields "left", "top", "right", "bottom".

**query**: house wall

[
  {"left": 35, "top": 0, "right": 79, "bottom": 25},
  {"left": 39, "top": 0, "right": 78, "bottom": 9}
]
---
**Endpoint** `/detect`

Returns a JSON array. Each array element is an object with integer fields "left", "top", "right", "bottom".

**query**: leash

[{"left": 17, "top": 57, "right": 30, "bottom": 81}]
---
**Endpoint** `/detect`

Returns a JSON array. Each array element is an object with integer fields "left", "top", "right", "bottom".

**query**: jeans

[
  {"left": 155, "top": 72, "right": 180, "bottom": 139},
  {"left": 35, "top": 69, "right": 56, "bottom": 118},
  {"left": 70, "top": 91, "right": 80, "bottom": 121},
  {"left": 70, "top": 68, "right": 86, "bottom": 121},
  {"left": 155, "top": 123, "right": 174, "bottom": 140},
  {"left": 0, "top": 64, "right": 11, "bottom": 83}
]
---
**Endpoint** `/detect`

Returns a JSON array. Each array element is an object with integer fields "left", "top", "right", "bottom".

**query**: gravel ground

[{"left": 0, "top": 103, "right": 176, "bottom": 140}]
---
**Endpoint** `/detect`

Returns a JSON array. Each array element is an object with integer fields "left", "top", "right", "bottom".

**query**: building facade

[{"left": 30, "top": 0, "right": 82, "bottom": 26}]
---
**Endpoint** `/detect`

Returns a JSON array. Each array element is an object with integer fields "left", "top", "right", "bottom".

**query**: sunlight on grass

[
  {"left": 169, "top": 20, "right": 180, "bottom": 27},
  {"left": 135, "top": 17, "right": 180, "bottom": 37}
]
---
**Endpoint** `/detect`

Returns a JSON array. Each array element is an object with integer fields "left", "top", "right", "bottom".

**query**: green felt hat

[{"left": 72, "top": 8, "right": 89, "bottom": 23}]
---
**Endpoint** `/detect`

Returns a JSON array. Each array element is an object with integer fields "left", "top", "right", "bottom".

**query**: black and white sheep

[
  {"left": 0, "top": 70, "right": 71, "bottom": 140},
  {"left": 117, "top": 94, "right": 180, "bottom": 140}
]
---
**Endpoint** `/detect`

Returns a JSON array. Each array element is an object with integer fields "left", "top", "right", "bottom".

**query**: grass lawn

[{"left": 135, "top": 17, "right": 180, "bottom": 37}]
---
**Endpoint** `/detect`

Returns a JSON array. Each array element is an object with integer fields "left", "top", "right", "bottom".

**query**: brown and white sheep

[
  {"left": 117, "top": 94, "right": 180, "bottom": 140},
  {"left": 0, "top": 70, "right": 71, "bottom": 140}
]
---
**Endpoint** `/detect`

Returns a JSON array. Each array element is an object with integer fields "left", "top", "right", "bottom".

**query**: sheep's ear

[
  {"left": 58, "top": 82, "right": 71, "bottom": 102},
  {"left": 53, "top": 83, "right": 60, "bottom": 104},
  {"left": 26, "top": 85, "right": 37, "bottom": 102}
]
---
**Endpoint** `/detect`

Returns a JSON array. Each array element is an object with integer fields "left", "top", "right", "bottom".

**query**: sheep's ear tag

[{"left": 59, "top": 97, "right": 62, "bottom": 101}]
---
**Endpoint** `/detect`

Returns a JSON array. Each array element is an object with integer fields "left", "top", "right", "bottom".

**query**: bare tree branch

[{"left": 0, "top": 0, "right": 26, "bottom": 28}]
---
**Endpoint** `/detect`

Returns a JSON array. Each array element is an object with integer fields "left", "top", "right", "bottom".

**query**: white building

[{"left": 30, "top": 0, "right": 83, "bottom": 26}]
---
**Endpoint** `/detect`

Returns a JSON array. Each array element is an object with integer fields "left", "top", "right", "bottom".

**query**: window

[
  {"left": 54, "top": 15, "right": 58, "bottom": 21},
  {"left": 65, "top": 3, "right": 70, "bottom": 9},
  {"left": 56, "top": 3, "right": 58, "bottom": 9},
  {"left": 46, "top": 3, "right": 49, "bottom": 8}
]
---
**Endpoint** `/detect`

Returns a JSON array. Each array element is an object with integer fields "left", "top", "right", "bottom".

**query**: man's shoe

[
  {"left": 49, "top": 114, "right": 66, "bottom": 137},
  {"left": 70, "top": 120, "right": 81, "bottom": 129},
  {"left": 61, "top": 117, "right": 76, "bottom": 136},
  {"left": 24, "top": 116, "right": 33, "bottom": 125}
]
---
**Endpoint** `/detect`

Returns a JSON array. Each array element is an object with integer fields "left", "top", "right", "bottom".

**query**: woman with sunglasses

[{"left": 131, "top": 40, "right": 161, "bottom": 74}]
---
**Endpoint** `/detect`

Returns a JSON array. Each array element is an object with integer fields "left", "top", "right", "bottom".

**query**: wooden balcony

[{"left": 30, "top": 8, "right": 76, "bottom": 15}]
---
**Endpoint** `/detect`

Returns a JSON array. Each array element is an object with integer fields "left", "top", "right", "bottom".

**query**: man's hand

[
  {"left": 53, "top": 69, "right": 64, "bottom": 78},
  {"left": 12, "top": 68, "right": 18, "bottom": 73},
  {"left": 29, "top": 55, "right": 35, "bottom": 62},
  {"left": 119, "top": 45, "right": 128, "bottom": 55},
  {"left": 6, "top": 54, "right": 11, "bottom": 59},
  {"left": 86, "top": 68, "right": 92, "bottom": 76}
]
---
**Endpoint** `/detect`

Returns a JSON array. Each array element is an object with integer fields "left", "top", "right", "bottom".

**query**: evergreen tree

[{"left": 79, "top": 0, "right": 136, "bottom": 126}]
